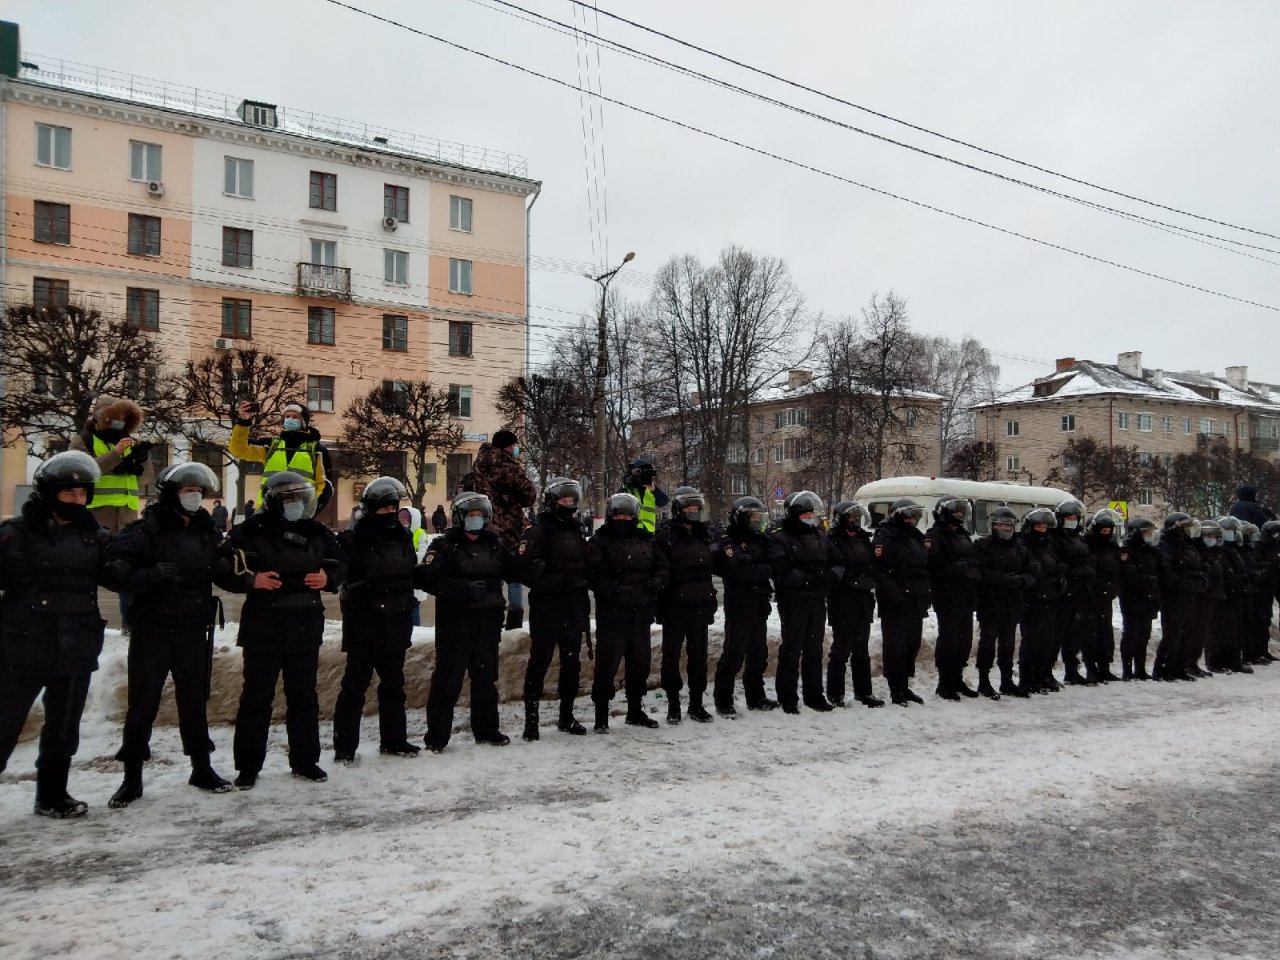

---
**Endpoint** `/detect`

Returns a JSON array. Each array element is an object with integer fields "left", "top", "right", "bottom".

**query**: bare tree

[
  {"left": 945, "top": 440, "right": 1000, "bottom": 480},
  {"left": 339, "top": 380, "right": 464, "bottom": 510},
  {"left": 919, "top": 335, "right": 1000, "bottom": 466},
  {"left": 0, "top": 302, "right": 186, "bottom": 448},
  {"left": 1045, "top": 438, "right": 1165, "bottom": 507},
  {"left": 182, "top": 347, "right": 306, "bottom": 510},
  {"left": 496, "top": 372, "right": 593, "bottom": 491}
]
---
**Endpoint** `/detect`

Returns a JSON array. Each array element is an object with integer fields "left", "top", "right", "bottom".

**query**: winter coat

[
  {"left": 827, "top": 526, "right": 876, "bottom": 625},
  {"left": 974, "top": 534, "right": 1037, "bottom": 620},
  {"left": 431, "top": 507, "right": 448, "bottom": 534},
  {"left": 770, "top": 518, "right": 841, "bottom": 604},
  {"left": 1021, "top": 529, "right": 1065, "bottom": 605},
  {"left": 209, "top": 503, "right": 230, "bottom": 533},
  {"left": 337, "top": 514, "right": 418, "bottom": 651},
  {"left": 512, "top": 512, "right": 589, "bottom": 596},
  {"left": 654, "top": 519, "right": 718, "bottom": 622},
  {"left": 416, "top": 527, "right": 513, "bottom": 616},
  {"left": 1086, "top": 532, "right": 1121, "bottom": 602},
  {"left": 1227, "top": 485, "right": 1274, "bottom": 527},
  {"left": 586, "top": 522, "right": 669, "bottom": 618},
  {"left": 68, "top": 395, "right": 150, "bottom": 530},
  {"left": 1157, "top": 533, "right": 1206, "bottom": 599},
  {"left": 1051, "top": 529, "right": 1096, "bottom": 599},
  {"left": 1118, "top": 535, "right": 1161, "bottom": 614},
  {"left": 468, "top": 445, "right": 536, "bottom": 550},
  {"left": 228, "top": 422, "right": 327, "bottom": 503},
  {"left": 1198, "top": 544, "right": 1226, "bottom": 602},
  {"left": 871, "top": 518, "right": 932, "bottom": 616},
  {"left": 925, "top": 520, "right": 981, "bottom": 608},
  {"left": 0, "top": 496, "right": 112, "bottom": 675},
  {"left": 713, "top": 526, "right": 774, "bottom": 606},
  {"left": 103, "top": 501, "right": 226, "bottom": 628}
]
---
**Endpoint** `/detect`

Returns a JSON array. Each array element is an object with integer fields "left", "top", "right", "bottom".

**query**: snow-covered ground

[{"left": 2, "top": 617, "right": 1278, "bottom": 959}]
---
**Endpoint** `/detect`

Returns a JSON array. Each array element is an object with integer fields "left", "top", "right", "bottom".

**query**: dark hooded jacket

[{"left": 1228, "top": 485, "right": 1274, "bottom": 526}]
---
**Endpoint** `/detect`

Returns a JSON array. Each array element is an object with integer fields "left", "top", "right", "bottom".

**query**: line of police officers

[{"left": 3, "top": 452, "right": 1278, "bottom": 819}]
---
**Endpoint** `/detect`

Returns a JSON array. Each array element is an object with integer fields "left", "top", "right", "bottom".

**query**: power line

[
  {"left": 558, "top": 0, "right": 1280, "bottom": 245},
  {"left": 318, "top": 0, "right": 1280, "bottom": 314}
]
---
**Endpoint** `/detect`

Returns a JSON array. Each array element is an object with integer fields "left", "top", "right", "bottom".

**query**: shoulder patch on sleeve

[
  {"left": 723, "top": 545, "right": 734, "bottom": 558},
  {"left": 518, "top": 541, "right": 527, "bottom": 555},
  {"left": 1119, "top": 551, "right": 1128, "bottom": 561},
  {"left": 424, "top": 553, "right": 437, "bottom": 564},
  {"left": 874, "top": 544, "right": 884, "bottom": 557}
]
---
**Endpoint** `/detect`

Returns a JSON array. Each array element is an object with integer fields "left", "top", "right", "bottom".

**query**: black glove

[
  {"left": 829, "top": 565, "right": 846, "bottom": 585},
  {"left": 468, "top": 580, "right": 489, "bottom": 603},
  {"left": 1006, "top": 573, "right": 1025, "bottom": 590},
  {"left": 853, "top": 574, "right": 876, "bottom": 591},
  {"left": 153, "top": 562, "right": 180, "bottom": 583}
]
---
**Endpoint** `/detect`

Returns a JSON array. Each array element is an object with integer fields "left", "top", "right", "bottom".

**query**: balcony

[
  {"left": 296, "top": 262, "right": 351, "bottom": 300},
  {"left": 1251, "top": 436, "right": 1279, "bottom": 452}
]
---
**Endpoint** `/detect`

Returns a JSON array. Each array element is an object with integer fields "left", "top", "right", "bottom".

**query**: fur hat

[
  {"left": 492, "top": 429, "right": 518, "bottom": 450},
  {"left": 283, "top": 402, "right": 311, "bottom": 424},
  {"left": 92, "top": 395, "right": 145, "bottom": 433}
]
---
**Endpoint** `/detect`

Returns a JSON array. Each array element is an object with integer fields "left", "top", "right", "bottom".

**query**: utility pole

[{"left": 584, "top": 251, "right": 635, "bottom": 521}]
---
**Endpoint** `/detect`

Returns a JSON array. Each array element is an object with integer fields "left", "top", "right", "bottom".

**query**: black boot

[
  {"left": 902, "top": 684, "right": 924, "bottom": 704},
  {"left": 746, "top": 697, "right": 779, "bottom": 711},
  {"left": 856, "top": 693, "right": 886, "bottom": 708},
  {"left": 108, "top": 760, "right": 144, "bottom": 809},
  {"left": 557, "top": 703, "right": 587, "bottom": 736},
  {"left": 666, "top": 691, "right": 682, "bottom": 725},
  {"left": 687, "top": 695, "right": 713, "bottom": 723},
  {"left": 504, "top": 607, "right": 524, "bottom": 631},
  {"left": 935, "top": 673, "right": 961, "bottom": 701},
  {"left": 1132, "top": 649, "right": 1151, "bottom": 680},
  {"left": 1121, "top": 657, "right": 1133, "bottom": 681},
  {"left": 803, "top": 695, "right": 834, "bottom": 712},
  {"left": 522, "top": 700, "right": 540, "bottom": 742},
  {"left": 593, "top": 701, "right": 609, "bottom": 733},
  {"left": 627, "top": 701, "right": 660, "bottom": 729},
  {"left": 188, "top": 755, "right": 234, "bottom": 793},
  {"left": 889, "top": 684, "right": 910, "bottom": 707},
  {"left": 977, "top": 671, "right": 1000, "bottom": 700},
  {"left": 34, "top": 757, "right": 86, "bottom": 819},
  {"left": 953, "top": 671, "right": 980, "bottom": 699},
  {"left": 1063, "top": 666, "right": 1089, "bottom": 685}
]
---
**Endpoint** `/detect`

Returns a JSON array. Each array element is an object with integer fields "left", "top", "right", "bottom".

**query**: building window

[
  {"left": 129, "top": 141, "right": 162, "bottom": 181},
  {"left": 33, "top": 277, "right": 70, "bottom": 311},
  {"left": 1183, "top": 417, "right": 1193, "bottom": 435},
  {"left": 384, "top": 249, "right": 408, "bottom": 284},
  {"left": 901, "top": 443, "right": 919, "bottom": 464},
  {"left": 1162, "top": 415, "right": 1173, "bottom": 434},
  {"left": 446, "top": 453, "right": 473, "bottom": 493},
  {"left": 1221, "top": 421, "right": 1230, "bottom": 437},
  {"left": 905, "top": 408, "right": 919, "bottom": 428},
  {"left": 128, "top": 214, "right": 162, "bottom": 256},
  {"left": 307, "top": 375, "right": 335, "bottom": 413},
  {"left": 33, "top": 201, "right": 70, "bottom": 244},
  {"left": 309, "top": 171, "right": 337, "bottom": 210},
  {"left": 384, "top": 184, "right": 410, "bottom": 222},
  {"left": 34, "top": 367, "right": 69, "bottom": 397},
  {"left": 449, "top": 258, "right": 473, "bottom": 295},
  {"left": 36, "top": 123, "right": 72, "bottom": 169},
  {"left": 126, "top": 288, "right": 160, "bottom": 331},
  {"left": 726, "top": 443, "right": 747, "bottom": 464},
  {"left": 448, "top": 383, "right": 473, "bottom": 418},
  {"left": 729, "top": 476, "right": 747, "bottom": 495},
  {"left": 450, "top": 195, "right": 473, "bottom": 232},
  {"left": 1201, "top": 418, "right": 1213, "bottom": 435},
  {"left": 224, "top": 157, "right": 254, "bottom": 198},
  {"left": 1117, "top": 412, "right": 1129, "bottom": 430},
  {"left": 381, "top": 379, "right": 409, "bottom": 414},
  {"left": 772, "top": 444, "right": 784, "bottom": 463},
  {"left": 1007, "top": 455, "right": 1020, "bottom": 473},
  {"left": 775, "top": 407, "right": 809, "bottom": 428},
  {"left": 308, "top": 306, "right": 336, "bottom": 345},
  {"left": 1006, "top": 419, "right": 1019, "bottom": 437},
  {"left": 382, "top": 314, "right": 408, "bottom": 352},
  {"left": 222, "top": 227, "right": 253, "bottom": 268},
  {"left": 221, "top": 298, "right": 252, "bottom": 338},
  {"left": 309, "top": 238, "right": 337, "bottom": 266},
  {"left": 191, "top": 442, "right": 224, "bottom": 471},
  {"left": 1061, "top": 415, "right": 1075, "bottom": 432},
  {"left": 125, "top": 363, "right": 160, "bottom": 403},
  {"left": 448, "top": 320, "right": 473, "bottom": 357},
  {"left": 753, "top": 447, "right": 765, "bottom": 464},
  {"left": 1137, "top": 413, "right": 1153, "bottom": 432},
  {"left": 1137, "top": 488, "right": 1154, "bottom": 506}
]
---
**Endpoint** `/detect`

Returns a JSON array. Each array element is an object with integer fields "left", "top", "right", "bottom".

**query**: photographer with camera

[
  {"left": 70, "top": 394, "right": 154, "bottom": 533},
  {"left": 620, "top": 458, "right": 669, "bottom": 535}
]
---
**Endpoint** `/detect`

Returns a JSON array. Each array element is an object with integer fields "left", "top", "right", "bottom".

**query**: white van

[{"left": 852, "top": 476, "right": 1076, "bottom": 535}]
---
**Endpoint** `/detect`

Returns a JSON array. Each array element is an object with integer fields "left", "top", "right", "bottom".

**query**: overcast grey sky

[{"left": 11, "top": 0, "right": 1280, "bottom": 387}]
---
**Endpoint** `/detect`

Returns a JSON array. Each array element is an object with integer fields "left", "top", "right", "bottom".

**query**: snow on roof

[
  {"left": 754, "top": 372, "right": 944, "bottom": 405},
  {"left": 973, "top": 358, "right": 1280, "bottom": 416},
  {"left": 17, "top": 57, "right": 534, "bottom": 183}
]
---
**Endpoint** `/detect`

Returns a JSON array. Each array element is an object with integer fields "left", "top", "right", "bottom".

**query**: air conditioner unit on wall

[
  {"left": 214, "top": 337, "right": 234, "bottom": 350},
  {"left": 381, "top": 216, "right": 398, "bottom": 230},
  {"left": 147, "top": 181, "right": 165, "bottom": 197}
]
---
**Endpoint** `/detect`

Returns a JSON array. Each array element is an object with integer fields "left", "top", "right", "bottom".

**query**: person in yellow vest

[
  {"left": 230, "top": 401, "right": 327, "bottom": 508},
  {"left": 69, "top": 395, "right": 151, "bottom": 533},
  {"left": 398, "top": 506, "right": 429, "bottom": 626},
  {"left": 620, "top": 458, "right": 670, "bottom": 535}
]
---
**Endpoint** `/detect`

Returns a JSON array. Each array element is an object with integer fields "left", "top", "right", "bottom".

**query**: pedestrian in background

[{"left": 468, "top": 430, "right": 535, "bottom": 630}]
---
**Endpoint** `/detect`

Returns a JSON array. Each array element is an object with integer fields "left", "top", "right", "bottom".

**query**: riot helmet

[
  {"left": 1216, "top": 515, "right": 1242, "bottom": 544},
  {"left": 263, "top": 470, "right": 316, "bottom": 522},
  {"left": 888, "top": 498, "right": 925, "bottom": 525},
  {"left": 1242, "top": 521, "right": 1261, "bottom": 544},
  {"left": 1022, "top": 507, "right": 1056, "bottom": 532},
  {"left": 451, "top": 491, "right": 493, "bottom": 533},
  {"left": 832, "top": 500, "right": 870, "bottom": 533},
  {"left": 157, "top": 462, "right": 220, "bottom": 515},
  {"left": 542, "top": 477, "right": 582, "bottom": 519},
  {"left": 1089, "top": 507, "right": 1122, "bottom": 538},
  {"left": 728, "top": 496, "right": 769, "bottom": 534},
  {"left": 360, "top": 476, "right": 408, "bottom": 512},
  {"left": 1262, "top": 520, "right": 1280, "bottom": 542},
  {"left": 1198, "top": 518, "right": 1222, "bottom": 548},
  {"left": 605, "top": 492, "right": 640, "bottom": 534},
  {"left": 1126, "top": 516, "right": 1159, "bottom": 546},
  {"left": 989, "top": 505, "right": 1018, "bottom": 540},
  {"left": 784, "top": 490, "right": 824, "bottom": 527},
  {"left": 1055, "top": 498, "right": 1086, "bottom": 531},
  {"left": 1162, "top": 512, "right": 1198, "bottom": 539},
  {"left": 932, "top": 495, "right": 971, "bottom": 527},
  {"left": 671, "top": 486, "right": 706, "bottom": 524},
  {"left": 33, "top": 450, "right": 100, "bottom": 503}
]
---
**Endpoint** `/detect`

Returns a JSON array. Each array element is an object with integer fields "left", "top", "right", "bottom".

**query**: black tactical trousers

[
  {"left": 592, "top": 610, "right": 653, "bottom": 706},
  {"left": 0, "top": 671, "right": 92, "bottom": 803},
  {"left": 1055, "top": 593, "right": 1093, "bottom": 673},
  {"left": 1020, "top": 602, "right": 1055, "bottom": 683},
  {"left": 1185, "top": 595, "right": 1213, "bottom": 669},
  {"left": 827, "top": 615, "right": 873, "bottom": 702},
  {"left": 933, "top": 598, "right": 975, "bottom": 676},
  {"left": 1119, "top": 600, "right": 1154, "bottom": 667},
  {"left": 1092, "top": 597, "right": 1117, "bottom": 667},
  {"left": 881, "top": 602, "right": 924, "bottom": 688},
  {"left": 426, "top": 610, "right": 503, "bottom": 748},
  {"left": 523, "top": 592, "right": 585, "bottom": 708},
  {"left": 1155, "top": 595, "right": 1195, "bottom": 677},
  {"left": 117, "top": 623, "right": 214, "bottom": 762},
  {"left": 976, "top": 603, "right": 1020, "bottom": 675},
  {"left": 660, "top": 606, "right": 710, "bottom": 699},
  {"left": 714, "top": 599, "right": 771, "bottom": 707},
  {"left": 333, "top": 640, "right": 409, "bottom": 755},
  {"left": 776, "top": 599, "right": 827, "bottom": 706},
  {"left": 234, "top": 640, "right": 321, "bottom": 774}
]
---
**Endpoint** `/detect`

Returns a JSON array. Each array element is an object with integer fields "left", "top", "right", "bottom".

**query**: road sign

[
  {"left": 1108, "top": 500, "right": 1129, "bottom": 520},
  {"left": 774, "top": 487, "right": 786, "bottom": 498}
]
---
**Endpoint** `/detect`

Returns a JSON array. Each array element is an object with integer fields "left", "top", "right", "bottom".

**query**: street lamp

[{"left": 584, "top": 251, "right": 635, "bottom": 521}]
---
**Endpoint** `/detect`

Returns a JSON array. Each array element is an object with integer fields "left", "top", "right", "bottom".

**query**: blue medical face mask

[
  {"left": 800, "top": 516, "right": 819, "bottom": 527},
  {"left": 178, "top": 491, "right": 204, "bottom": 514},
  {"left": 283, "top": 418, "right": 302, "bottom": 432},
  {"left": 282, "top": 500, "right": 307, "bottom": 522},
  {"left": 109, "top": 419, "right": 126, "bottom": 431},
  {"left": 511, "top": 446, "right": 521, "bottom": 458},
  {"left": 464, "top": 516, "right": 486, "bottom": 532}
]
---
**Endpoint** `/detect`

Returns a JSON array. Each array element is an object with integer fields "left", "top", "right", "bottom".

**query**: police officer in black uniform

[
  {"left": 514, "top": 477, "right": 591, "bottom": 741},
  {"left": 0, "top": 452, "right": 111, "bottom": 818},
  {"left": 586, "top": 493, "right": 669, "bottom": 732},
  {"left": 655, "top": 486, "right": 718, "bottom": 725},
  {"left": 1117, "top": 517, "right": 1160, "bottom": 680},
  {"left": 418, "top": 492, "right": 514, "bottom": 751},
  {"left": 769, "top": 490, "right": 839, "bottom": 713},
  {"left": 1085, "top": 508, "right": 1122, "bottom": 682},
  {"left": 712, "top": 496, "right": 777, "bottom": 715},
  {"left": 1019, "top": 507, "right": 1064, "bottom": 694},
  {"left": 872, "top": 498, "right": 931, "bottom": 707},
  {"left": 1154, "top": 512, "right": 1205, "bottom": 682},
  {"left": 1186, "top": 518, "right": 1222, "bottom": 678},
  {"left": 104, "top": 462, "right": 232, "bottom": 807},
  {"left": 219, "top": 471, "right": 347, "bottom": 788},
  {"left": 1240, "top": 522, "right": 1270, "bottom": 664},
  {"left": 1215, "top": 516, "right": 1251, "bottom": 674},
  {"left": 826, "top": 502, "right": 884, "bottom": 708},
  {"left": 974, "top": 505, "right": 1037, "bottom": 698},
  {"left": 925, "top": 495, "right": 981, "bottom": 701},
  {"left": 1049, "top": 498, "right": 1096, "bottom": 685},
  {"left": 332, "top": 477, "right": 421, "bottom": 765}
]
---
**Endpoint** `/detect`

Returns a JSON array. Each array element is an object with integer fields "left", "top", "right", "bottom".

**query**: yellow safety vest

[
  {"left": 412, "top": 527, "right": 424, "bottom": 550},
  {"left": 256, "top": 438, "right": 317, "bottom": 505},
  {"left": 624, "top": 485, "right": 659, "bottom": 534},
  {"left": 89, "top": 435, "right": 140, "bottom": 511}
]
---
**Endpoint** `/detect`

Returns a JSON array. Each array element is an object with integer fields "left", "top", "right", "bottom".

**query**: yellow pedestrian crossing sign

[{"left": 1108, "top": 500, "right": 1129, "bottom": 520}]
